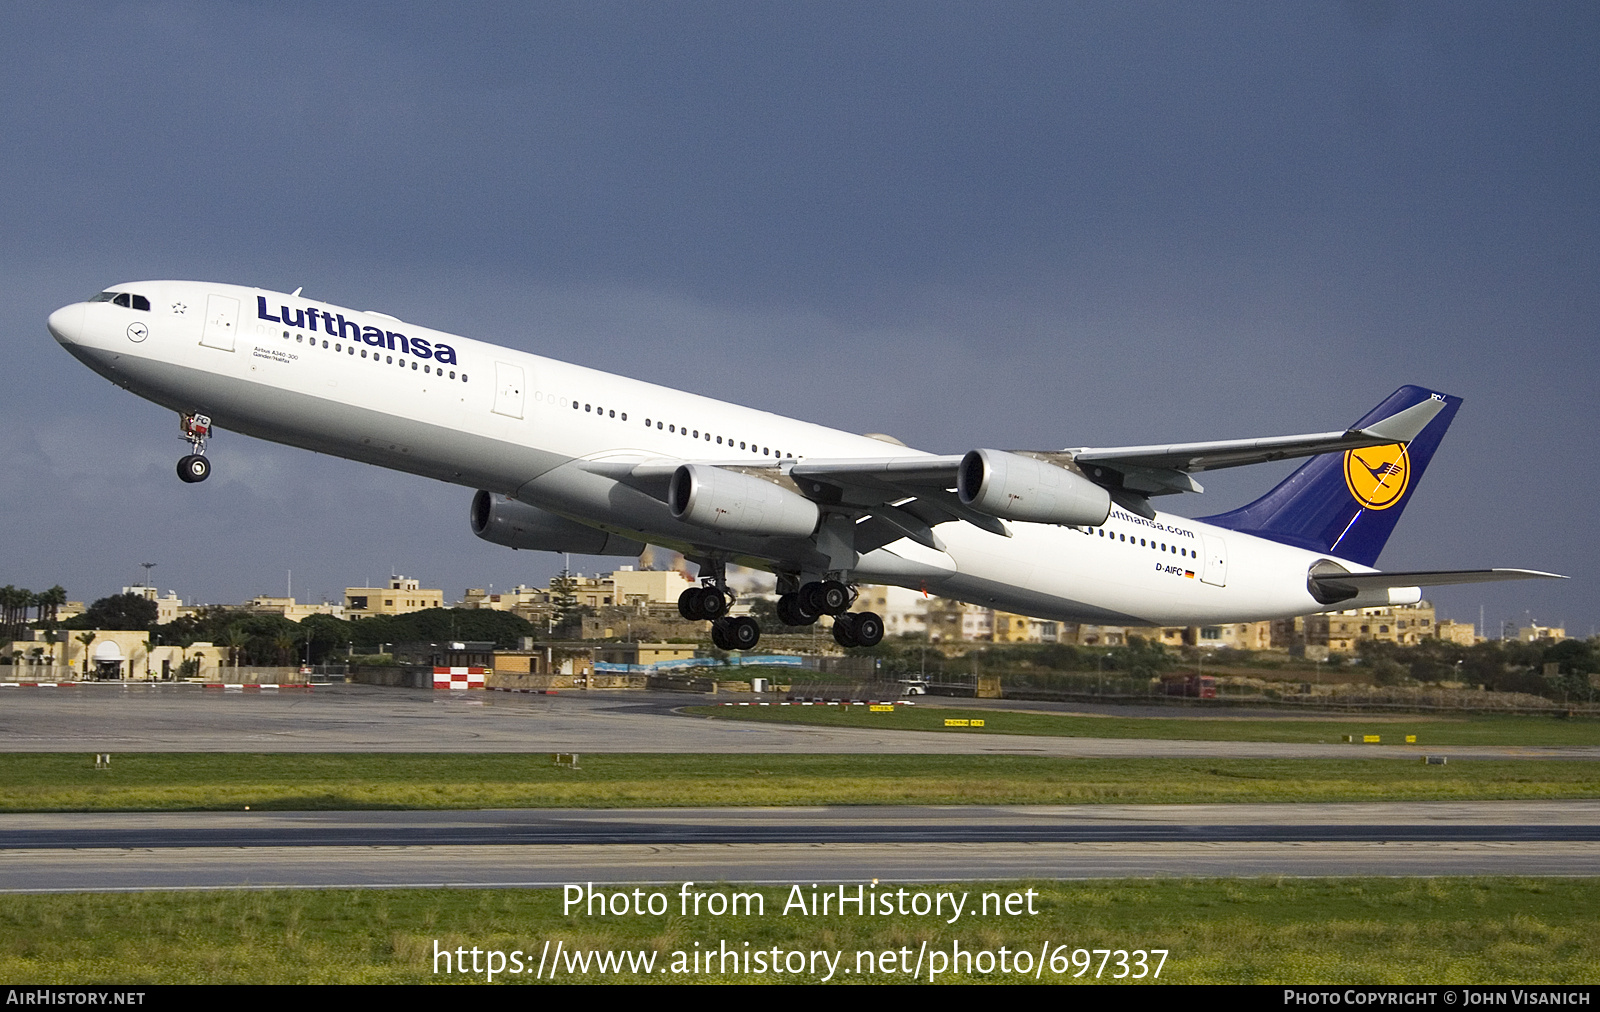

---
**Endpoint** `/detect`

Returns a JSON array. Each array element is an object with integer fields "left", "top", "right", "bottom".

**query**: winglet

[{"left": 1354, "top": 394, "right": 1446, "bottom": 444}]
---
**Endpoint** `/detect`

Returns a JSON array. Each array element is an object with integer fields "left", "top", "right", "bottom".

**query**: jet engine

[
  {"left": 470, "top": 490, "right": 645, "bottom": 556},
  {"left": 957, "top": 449, "right": 1112, "bottom": 526},
  {"left": 668, "top": 464, "right": 821, "bottom": 537}
]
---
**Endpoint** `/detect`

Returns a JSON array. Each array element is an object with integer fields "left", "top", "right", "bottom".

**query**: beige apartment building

[
  {"left": 569, "top": 568, "right": 695, "bottom": 608},
  {"left": 243, "top": 596, "right": 346, "bottom": 622},
  {"left": 1298, "top": 601, "right": 1438, "bottom": 652},
  {"left": 344, "top": 576, "right": 444, "bottom": 617},
  {"left": 461, "top": 584, "right": 550, "bottom": 611},
  {"left": 464, "top": 567, "right": 694, "bottom": 613},
  {"left": 1434, "top": 619, "right": 1479, "bottom": 646},
  {"left": 1519, "top": 623, "right": 1567, "bottom": 643}
]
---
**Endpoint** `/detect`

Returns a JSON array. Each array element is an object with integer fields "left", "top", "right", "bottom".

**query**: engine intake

[
  {"left": 957, "top": 449, "right": 1112, "bottom": 526},
  {"left": 668, "top": 464, "right": 821, "bottom": 537},
  {"left": 470, "top": 490, "right": 645, "bottom": 556}
]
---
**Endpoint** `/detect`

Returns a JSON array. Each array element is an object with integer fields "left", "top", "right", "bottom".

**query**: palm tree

[
  {"left": 272, "top": 632, "right": 298, "bottom": 667},
  {"left": 41, "top": 629, "right": 61, "bottom": 677},
  {"left": 0, "top": 586, "right": 27, "bottom": 641},
  {"left": 75, "top": 631, "right": 97, "bottom": 679},
  {"left": 222, "top": 625, "right": 250, "bottom": 681},
  {"left": 40, "top": 586, "right": 67, "bottom": 625},
  {"left": 141, "top": 637, "right": 158, "bottom": 680}
]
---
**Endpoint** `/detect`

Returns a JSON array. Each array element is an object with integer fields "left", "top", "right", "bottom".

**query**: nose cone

[{"left": 48, "top": 303, "right": 86, "bottom": 346}]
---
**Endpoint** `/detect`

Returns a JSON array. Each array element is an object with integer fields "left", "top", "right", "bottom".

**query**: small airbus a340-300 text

[{"left": 49, "top": 281, "right": 1560, "bottom": 650}]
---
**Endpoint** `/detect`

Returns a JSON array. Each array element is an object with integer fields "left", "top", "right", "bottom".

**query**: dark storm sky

[{"left": 1, "top": 2, "right": 1594, "bottom": 635}]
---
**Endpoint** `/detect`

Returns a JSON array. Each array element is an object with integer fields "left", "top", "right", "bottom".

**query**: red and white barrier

[{"left": 433, "top": 667, "right": 486, "bottom": 690}]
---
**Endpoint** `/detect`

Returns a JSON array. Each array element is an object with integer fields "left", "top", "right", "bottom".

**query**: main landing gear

[
  {"left": 678, "top": 562, "right": 762, "bottom": 651},
  {"left": 775, "top": 579, "right": 885, "bottom": 649},
  {"left": 176, "top": 413, "right": 213, "bottom": 484},
  {"left": 677, "top": 562, "right": 886, "bottom": 651}
]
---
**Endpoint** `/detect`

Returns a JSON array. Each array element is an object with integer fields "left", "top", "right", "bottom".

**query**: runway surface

[
  {"left": 4, "top": 685, "right": 1596, "bottom": 891},
  {"left": 2, "top": 683, "right": 1595, "bottom": 759},
  {"left": 4, "top": 803, "right": 1598, "bottom": 891},
  {"left": 4, "top": 801, "right": 1598, "bottom": 849},
  {"left": 7, "top": 842, "right": 1597, "bottom": 892}
]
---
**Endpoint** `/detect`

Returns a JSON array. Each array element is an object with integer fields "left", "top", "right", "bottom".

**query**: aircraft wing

[
  {"left": 1069, "top": 395, "right": 1447, "bottom": 496},
  {"left": 577, "top": 393, "right": 1452, "bottom": 548},
  {"left": 581, "top": 454, "right": 1002, "bottom": 552},
  {"left": 787, "top": 456, "right": 1008, "bottom": 545}
]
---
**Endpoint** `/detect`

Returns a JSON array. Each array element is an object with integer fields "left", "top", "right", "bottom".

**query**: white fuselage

[{"left": 50, "top": 280, "right": 1394, "bottom": 626}]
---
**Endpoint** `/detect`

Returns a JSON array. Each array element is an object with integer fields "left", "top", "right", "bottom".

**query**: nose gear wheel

[
  {"left": 176, "top": 412, "right": 213, "bottom": 483},
  {"left": 177, "top": 455, "right": 211, "bottom": 483}
]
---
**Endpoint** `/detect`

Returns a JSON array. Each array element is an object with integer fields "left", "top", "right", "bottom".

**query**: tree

[
  {"left": 75, "top": 631, "right": 97, "bottom": 678},
  {"left": 300, "top": 614, "right": 352, "bottom": 663},
  {"left": 272, "top": 631, "right": 299, "bottom": 666},
  {"left": 40, "top": 629, "right": 61, "bottom": 673},
  {"left": 550, "top": 569, "right": 580, "bottom": 624},
  {"left": 67, "top": 593, "right": 158, "bottom": 631},
  {"left": 1371, "top": 658, "right": 1410, "bottom": 687},
  {"left": 37, "top": 586, "right": 67, "bottom": 625},
  {"left": 0, "top": 586, "right": 30, "bottom": 641},
  {"left": 221, "top": 625, "right": 250, "bottom": 675}
]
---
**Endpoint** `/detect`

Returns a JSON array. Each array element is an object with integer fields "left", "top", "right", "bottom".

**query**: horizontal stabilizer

[{"left": 1310, "top": 568, "right": 1566, "bottom": 592}]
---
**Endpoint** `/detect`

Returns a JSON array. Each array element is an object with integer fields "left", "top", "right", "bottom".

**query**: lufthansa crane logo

[{"left": 1344, "top": 444, "right": 1410, "bottom": 510}]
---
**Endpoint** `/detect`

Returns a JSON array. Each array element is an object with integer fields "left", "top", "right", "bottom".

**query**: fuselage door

[
  {"left": 200, "top": 294, "right": 239, "bottom": 351},
  {"left": 492, "top": 361, "right": 525, "bottom": 419},
  {"left": 1200, "top": 533, "right": 1228, "bottom": 587}
]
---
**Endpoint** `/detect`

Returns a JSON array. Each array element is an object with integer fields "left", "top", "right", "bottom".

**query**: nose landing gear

[{"left": 176, "top": 413, "right": 213, "bottom": 484}]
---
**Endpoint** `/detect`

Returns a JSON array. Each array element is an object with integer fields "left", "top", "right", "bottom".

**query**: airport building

[{"left": 3, "top": 630, "right": 225, "bottom": 681}]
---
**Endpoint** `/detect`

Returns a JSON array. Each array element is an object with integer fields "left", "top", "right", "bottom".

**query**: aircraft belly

[
  {"left": 919, "top": 516, "right": 1329, "bottom": 627},
  {"left": 102, "top": 353, "right": 568, "bottom": 492}
]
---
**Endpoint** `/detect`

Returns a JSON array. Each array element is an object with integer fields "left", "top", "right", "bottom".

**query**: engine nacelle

[
  {"left": 957, "top": 449, "right": 1112, "bottom": 526},
  {"left": 669, "top": 464, "right": 820, "bottom": 537},
  {"left": 470, "top": 490, "right": 645, "bottom": 556}
]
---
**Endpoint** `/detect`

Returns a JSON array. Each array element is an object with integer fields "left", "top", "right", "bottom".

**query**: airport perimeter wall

[{"left": 0, "top": 665, "right": 309, "bottom": 684}]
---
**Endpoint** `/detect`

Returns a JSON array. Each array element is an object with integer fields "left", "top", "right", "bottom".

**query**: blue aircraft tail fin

[{"left": 1196, "top": 385, "right": 1461, "bottom": 567}]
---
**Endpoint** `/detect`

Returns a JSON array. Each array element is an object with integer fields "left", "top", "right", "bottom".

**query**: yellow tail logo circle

[{"left": 1343, "top": 444, "right": 1410, "bottom": 510}]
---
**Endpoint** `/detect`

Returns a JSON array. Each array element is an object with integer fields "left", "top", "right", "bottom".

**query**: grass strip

[
  {"left": 1, "top": 878, "right": 1596, "bottom": 983},
  {"left": 689, "top": 705, "right": 1600, "bottom": 746},
  {"left": 0, "top": 753, "right": 1595, "bottom": 810}
]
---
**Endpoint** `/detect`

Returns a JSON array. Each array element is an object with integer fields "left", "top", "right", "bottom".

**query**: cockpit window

[{"left": 91, "top": 291, "right": 149, "bottom": 310}]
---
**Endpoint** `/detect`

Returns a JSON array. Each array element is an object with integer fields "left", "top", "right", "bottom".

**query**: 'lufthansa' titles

[{"left": 257, "top": 296, "right": 458, "bottom": 364}]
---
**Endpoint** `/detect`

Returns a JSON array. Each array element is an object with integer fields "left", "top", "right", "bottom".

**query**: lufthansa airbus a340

[{"left": 48, "top": 281, "right": 1560, "bottom": 650}]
